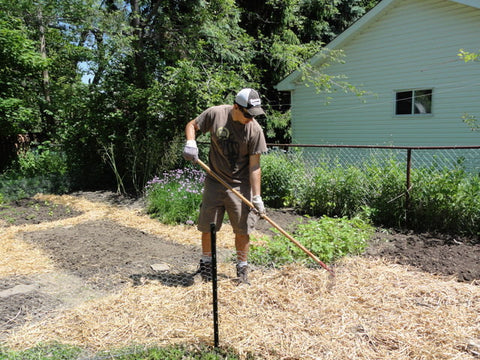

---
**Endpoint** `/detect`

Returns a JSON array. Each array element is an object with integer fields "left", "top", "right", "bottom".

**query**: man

[{"left": 183, "top": 88, "right": 268, "bottom": 284}]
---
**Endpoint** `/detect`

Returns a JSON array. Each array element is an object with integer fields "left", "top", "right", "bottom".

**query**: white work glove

[
  {"left": 183, "top": 140, "right": 199, "bottom": 162},
  {"left": 252, "top": 195, "right": 265, "bottom": 214}
]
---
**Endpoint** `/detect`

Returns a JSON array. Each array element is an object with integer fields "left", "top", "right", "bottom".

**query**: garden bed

[{"left": 0, "top": 192, "right": 479, "bottom": 359}]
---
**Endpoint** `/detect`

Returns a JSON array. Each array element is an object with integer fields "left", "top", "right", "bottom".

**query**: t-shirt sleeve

[
  {"left": 249, "top": 123, "right": 268, "bottom": 155},
  {"left": 195, "top": 108, "right": 214, "bottom": 134}
]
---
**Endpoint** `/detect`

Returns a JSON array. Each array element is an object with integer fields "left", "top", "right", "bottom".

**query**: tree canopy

[{"left": 0, "top": 0, "right": 378, "bottom": 192}]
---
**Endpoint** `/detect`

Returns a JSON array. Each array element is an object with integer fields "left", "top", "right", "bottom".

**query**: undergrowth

[
  {"left": 261, "top": 151, "right": 480, "bottom": 236},
  {"left": 0, "top": 142, "right": 71, "bottom": 201}
]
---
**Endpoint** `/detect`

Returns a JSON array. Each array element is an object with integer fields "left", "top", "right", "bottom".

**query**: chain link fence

[
  {"left": 267, "top": 143, "right": 480, "bottom": 176},
  {"left": 263, "top": 144, "right": 480, "bottom": 232}
]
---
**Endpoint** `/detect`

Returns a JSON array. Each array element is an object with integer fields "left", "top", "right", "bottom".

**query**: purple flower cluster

[{"left": 145, "top": 167, "right": 205, "bottom": 195}]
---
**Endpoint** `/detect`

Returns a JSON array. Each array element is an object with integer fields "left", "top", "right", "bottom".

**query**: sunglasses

[{"left": 239, "top": 106, "right": 254, "bottom": 119}]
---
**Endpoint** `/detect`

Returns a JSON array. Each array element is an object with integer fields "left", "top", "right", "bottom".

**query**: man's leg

[
  {"left": 235, "top": 233, "right": 250, "bottom": 284},
  {"left": 195, "top": 232, "right": 213, "bottom": 281},
  {"left": 235, "top": 233, "right": 250, "bottom": 262},
  {"left": 201, "top": 232, "right": 212, "bottom": 257}
]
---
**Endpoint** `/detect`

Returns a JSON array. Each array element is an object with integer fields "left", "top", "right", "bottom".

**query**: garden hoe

[{"left": 196, "top": 159, "right": 335, "bottom": 277}]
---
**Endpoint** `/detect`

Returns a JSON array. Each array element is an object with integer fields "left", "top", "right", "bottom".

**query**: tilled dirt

[{"left": 0, "top": 192, "right": 479, "bottom": 341}]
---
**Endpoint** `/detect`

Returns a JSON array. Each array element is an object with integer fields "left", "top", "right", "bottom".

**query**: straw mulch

[
  {"left": 2, "top": 194, "right": 480, "bottom": 359},
  {"left": 36, "top": 194, "right": 237, "bottom": 249},
  {"left": 6, "top": 260, "right": 480, "bottom": 359},
  {"left": 0, "top": 227, "right": 55, "bottom": 277},
  {"left": 0, "top": 194, "right": 235, "bottom": 278}
]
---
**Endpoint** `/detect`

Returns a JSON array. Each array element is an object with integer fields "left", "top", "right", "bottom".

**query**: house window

[{"left": 395, "top": 89, "right": 432, "bottom": 115}]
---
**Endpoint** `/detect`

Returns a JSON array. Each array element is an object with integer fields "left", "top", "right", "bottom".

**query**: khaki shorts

[{"left": 197, "top": 177, "right": 258, "bottom": 235}]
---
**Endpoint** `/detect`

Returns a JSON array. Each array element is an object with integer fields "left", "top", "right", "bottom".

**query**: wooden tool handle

[{"left": 196, "top": 159, "right": 335, "bottom": 276}]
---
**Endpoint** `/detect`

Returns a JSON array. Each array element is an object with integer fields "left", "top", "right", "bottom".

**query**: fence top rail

[{"left": 267, "top": 144, "right": 480, "bottom": 150}]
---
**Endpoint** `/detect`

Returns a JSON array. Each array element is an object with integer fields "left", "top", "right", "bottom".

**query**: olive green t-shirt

[{"left": 195, "top": 104, "right": 267, "bottom": 184}]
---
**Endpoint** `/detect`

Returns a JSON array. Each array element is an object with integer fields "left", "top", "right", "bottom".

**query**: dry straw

[
  {"left": 36, "top": 194, "right": 237, "bottom": 249},
  {"left": 0, "top": 226, "right": 55, "bottom": 277},
  {"left": 2, "top": 194, "right": 480, "bottom": 359}
]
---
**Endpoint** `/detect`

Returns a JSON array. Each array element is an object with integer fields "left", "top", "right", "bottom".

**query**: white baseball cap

[{"left": 234, "top": 88, "right": 265, "bottom": 117}]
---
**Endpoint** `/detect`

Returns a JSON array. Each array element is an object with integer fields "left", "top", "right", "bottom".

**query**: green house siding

[{"left": 283, "top": 0, "right": 480, "bottom": 146}]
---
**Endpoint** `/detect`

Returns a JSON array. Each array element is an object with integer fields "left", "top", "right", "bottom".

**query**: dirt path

[{"left": 0, "top": 191, "right": 479, "bottom": 354}]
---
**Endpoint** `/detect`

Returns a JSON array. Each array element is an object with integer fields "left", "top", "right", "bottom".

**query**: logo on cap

[{"left": 250, "top": 98, "right": 261, "bottom": 107}]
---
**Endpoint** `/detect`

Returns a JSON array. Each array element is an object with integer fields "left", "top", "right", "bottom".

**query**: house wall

[{"left": 290, "top": 0, "right": 480, "bottom": 146}]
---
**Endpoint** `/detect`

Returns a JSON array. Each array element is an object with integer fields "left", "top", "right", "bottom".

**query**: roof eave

[
  {"left": 277, "top": 0, "right": 480, "bottom": 91},
  {"left": 450, "top": 0, "right": 480, "bottom": 9}
]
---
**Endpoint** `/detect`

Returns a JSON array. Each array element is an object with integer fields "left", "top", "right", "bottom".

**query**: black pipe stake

[
  {"left": 406, "top": 149, "right": 412, "bottom": 226},
  {"left": 210, "top": 222, "right": 219, "bottom": 349}
]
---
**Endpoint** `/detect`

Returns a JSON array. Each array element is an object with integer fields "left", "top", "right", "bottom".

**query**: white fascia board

[{"left": 449, "top": 0, "right": 480, "bottom": 9}]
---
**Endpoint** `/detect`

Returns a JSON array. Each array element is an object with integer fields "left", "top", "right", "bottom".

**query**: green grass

[
  {"left": 0, "top": 344, "right": 246, "bottom": 360},
  {"left": 0, "top": 343, "right": 82, "bottom": 360}
]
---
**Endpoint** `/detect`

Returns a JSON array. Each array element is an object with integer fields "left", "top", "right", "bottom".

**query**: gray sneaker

[
  {"left": 195, "top": 259, "right": 212, "bottom": 282},
  {"left": 236, "top": 264, "right": 250, "bottom": 285}
]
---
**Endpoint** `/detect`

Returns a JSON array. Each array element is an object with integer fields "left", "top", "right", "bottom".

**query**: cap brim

[{"left": 247, "top": 106, "right": 265, "bottom": 117}]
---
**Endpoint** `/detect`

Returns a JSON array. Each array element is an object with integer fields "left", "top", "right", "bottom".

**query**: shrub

[
  {"left": 296, "top": 164, "right": 369, "bottom": 218},
  {"left": 363, "top": 159, "right": 406, "bottom": 227},
  {"left": 14, "top": 141, "right": 67, "bottom": 178},
  {"left": 0, "top": 142, "right": 71, "bottom": 201},
  {"left": 261, "top": 149, "right": 306, "bottom": 208},
  {"left": 0, "top": 174, "right": 71, "bottom": 201},
  {"left": 409, "top": 164, "right": 480, "bottom": 235},
  {"left": 145, "top": 167, "right": 205, "bottom": 225}
]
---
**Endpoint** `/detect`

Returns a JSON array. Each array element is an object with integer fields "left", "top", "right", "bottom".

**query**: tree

[
  {"left": 0, "top": 9, "right": 47, "bottom": 169},
  {"left": 458, "top": 49, "right": 479, "bottom": 131},
  {"left": 0, "top": 0, "right": 381, "bottom": 191},
  {"left": 236, "top": 0, "right": 377, "bottom": 142},
  {"left": 0, "top": 12, "right": 45, "bottom": 137},
  {"left": 55, "top": 0, "right": 260, "bottom": 191}
]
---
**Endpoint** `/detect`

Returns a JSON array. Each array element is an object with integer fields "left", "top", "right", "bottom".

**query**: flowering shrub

[{"left": 145, "top": 167, "right": 205, "bottom": 225}]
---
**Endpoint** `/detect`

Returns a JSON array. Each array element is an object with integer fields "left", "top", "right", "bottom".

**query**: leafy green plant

[
  {"left": 261, "top": 149, "right": 307, "bottom": 207},
  {"left": 250, "top": 215, "right": 375, "bottom": 267},
  {"left": 145, "top": 167, "right": 205, "bottom": 225},
  {"left": 0, "top": 141, "right": 70, "bottom": 200},
  {"left": 0, "top": 173, "right": 71, "bottom": 201},
  {"left": 364, "top": 159, "right": 406, "bottom": 227},
  {"left": 409, "top": 164, "right": 480, "bottom": 235},
  {"left": 14, "top": 141, "right": 67, "bottom": 178}
]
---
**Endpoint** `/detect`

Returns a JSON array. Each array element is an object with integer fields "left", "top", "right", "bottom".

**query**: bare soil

[{"left": 0, "top": 192, "right": 479, "bottom": 341}]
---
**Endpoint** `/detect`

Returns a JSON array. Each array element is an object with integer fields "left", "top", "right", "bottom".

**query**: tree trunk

[
  {"left": 37, "top": 7, "right": 55, "bottom": 136},
  {"left": 130, "top": 0, "right": 147, "bottom": 88}
]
